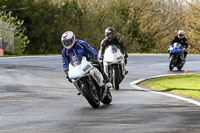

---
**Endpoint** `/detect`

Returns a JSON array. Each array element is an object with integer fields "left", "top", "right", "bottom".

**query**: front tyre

[
  {"left": 169, "top": 55, "right": 175, "bottom": 71},
  {"left": 81, "top": 82, "right": 100, "bottom": 108},
  {"left": 113, "top": 67, "right": 120, "bottom": 90},
  {"left": 101, "top": 89, "right": 112, "bottom": 104}
]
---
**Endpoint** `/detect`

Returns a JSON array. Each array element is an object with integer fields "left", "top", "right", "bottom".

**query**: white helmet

[
  {"left": 61, "top": 31, "right": 76, "bottom": 49},
  {"left": 178, "top": 30, "right": 185, "bottom": 39}
]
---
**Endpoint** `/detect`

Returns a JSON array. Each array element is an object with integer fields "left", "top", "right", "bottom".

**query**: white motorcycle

[
  {"left": 68, "top": 55, "right": 112, "bottom": 108},
  {"left": 101, "top": 45, "right": 126, "bottom": 90}
]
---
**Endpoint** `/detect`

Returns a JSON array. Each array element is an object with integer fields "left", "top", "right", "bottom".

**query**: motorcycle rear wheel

[{"left": 177, "top": 63, "right": 184, "bottom": 70}]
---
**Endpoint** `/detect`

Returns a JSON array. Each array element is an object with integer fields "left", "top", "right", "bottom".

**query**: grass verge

[
  {"left": 139, "top": 74, "right": 200, "bottom": 102},
  {"left": 128, "top": 53, "right": 168, "bottom": 54},
  {"left": 0, "top": 54, "right": 59, "bottom": 57}
]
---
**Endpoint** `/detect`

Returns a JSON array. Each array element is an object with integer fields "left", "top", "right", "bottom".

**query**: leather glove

[
  {"left": 124, "top": 53, "right": 128, "bottom": 58},
  {"left": 98, "top": 57, "right": 103, "bottom": 62},
  {"left": 66, "top": 74, "right": 72, "bottom": 83},
  {"left": 91, "top": 59, "right": 99, "bottom": 64},
  {"left": 168, "top": 48, "right": 170, "bottom": 53},
  {"left": 87, "top": 56, "right": 92, "bottom": 61},
  {"left": 184, "top": 48, "right": 188, "bottom": 52},
  {"left": 65, "top": 70, "right": 72, "bottom": 83}
]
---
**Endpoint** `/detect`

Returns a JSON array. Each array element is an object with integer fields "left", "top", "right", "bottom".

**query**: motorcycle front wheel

[
  {"left": 112, "top": 66, "right": 120, "bottom": 90},
  {"left": 169, "top": 55, "right": 175, "bottom": 71},
  {"left": 81, "top": 82, "right": 100, "bottom": 108}
]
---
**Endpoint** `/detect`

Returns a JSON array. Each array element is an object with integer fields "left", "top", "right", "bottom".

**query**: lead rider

[{"left": 61, "top": 31, "right": 111, "bottom": 87}]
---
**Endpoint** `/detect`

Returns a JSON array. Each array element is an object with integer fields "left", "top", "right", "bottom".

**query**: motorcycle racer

[
  {"left": 169, "top": 30, "right": 188, "bottom": 63},
  {"left": 98, "top": 27, "right": 128, "bottom": 74},
  {"left": 61, "top": 31, "right": 111, "bottom": 87}
]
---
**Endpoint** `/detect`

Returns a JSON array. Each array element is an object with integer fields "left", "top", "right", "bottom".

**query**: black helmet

[{"left": 105, "top": 27, "right": 115, "bottom": 40}]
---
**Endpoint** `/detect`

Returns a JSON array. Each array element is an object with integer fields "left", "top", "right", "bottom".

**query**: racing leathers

[
  {"left": 62, "top": 40, "right": 110, "bottom": 82},
  {"left": 98, "top": 36, "right": 128, "bottom": 64},
  {"left": 170, "top": 35, "right": 188, "bottom": 59}
]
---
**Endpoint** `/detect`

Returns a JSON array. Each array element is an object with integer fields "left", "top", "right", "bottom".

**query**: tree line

[{"left": 0, "top": 0, "right": 200, "bottom": 55}]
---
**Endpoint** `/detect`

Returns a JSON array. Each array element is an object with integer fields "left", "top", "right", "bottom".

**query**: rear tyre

[
  {"left": 81, "top": 82, "right": 100, "bottom": 108},
  {"left": 101, "top": 89, "right": 112, "bottom": 104},
  {"left": 177, "top": 63, "right": 184, "bottom": 70},
  {"left": 177, "top": 66, "right": 182, "bottom": 70}
]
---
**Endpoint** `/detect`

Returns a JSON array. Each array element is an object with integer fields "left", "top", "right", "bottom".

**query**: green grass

[
  {"left": 139, "top": 74, "right": 200, "bottom": 102},
  {"left": 128, "top": 53, "right": 169, "bottom": 54},
  {"left": 0, "top": 54, "right": 59, "bottom": 57},
  {"left": 128, "top": 53, "right": 200, "bottom": 55},
  {"left": 0, "top": 55, "right": 17, "bottom": 57}
]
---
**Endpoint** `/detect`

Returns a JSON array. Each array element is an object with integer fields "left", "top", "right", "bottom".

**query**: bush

[{"left": 0, "top": 9, "right": 29, "bottom": 55}]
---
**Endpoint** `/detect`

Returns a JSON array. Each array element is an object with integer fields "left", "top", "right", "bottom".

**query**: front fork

[
  {"left": 72, "top": 76, "right": 92, "bottom": 96},
  {"left": 104, "top": 63, "right": 123, "bottom": 77},
  {"left": 73, "top": 75, "right": 106, "bottom": 100}
]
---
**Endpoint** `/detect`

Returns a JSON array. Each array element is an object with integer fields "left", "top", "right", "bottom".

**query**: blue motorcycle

[{"left": 169, "top": 42, "right": 185, "bottom": 71}]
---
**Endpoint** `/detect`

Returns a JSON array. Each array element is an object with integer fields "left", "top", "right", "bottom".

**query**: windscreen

[
  {"left": 111, "top": 45, "right": 118, "bottom": 53},
  {"left": 173, "top": 43, "right": 182, "bottom": 48},
  {"left": 70, "top": 55, "right": 83, "bottom": 67}
]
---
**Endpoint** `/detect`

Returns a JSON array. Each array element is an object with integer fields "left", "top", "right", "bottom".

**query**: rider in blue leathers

[
  {"left": 62, "top": 39, "right": 97, "bottom": 74},
  {"left": 61, "top": 31, "right": 110, "bottom": 84}
]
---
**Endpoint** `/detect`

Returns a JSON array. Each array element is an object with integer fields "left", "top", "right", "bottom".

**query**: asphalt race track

[{"left": 0, "top": 54, "right": 200, "bottom": 133}]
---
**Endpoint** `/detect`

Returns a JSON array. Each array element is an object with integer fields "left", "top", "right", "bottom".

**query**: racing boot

[
  {"left": 125, "top": 69, "right": 128, "bottom": 75},
  {"left": 182, "top": 54, "right": 187, "bottom": 63},
  {"left": 106, "top": 82, "right": 112, "bottom": 89},
  {"left": 103, "top": 73, "right": 112, "bottom": 88},
  {"left": 182, "top": 57, "right": 186, "bottom": 63}
]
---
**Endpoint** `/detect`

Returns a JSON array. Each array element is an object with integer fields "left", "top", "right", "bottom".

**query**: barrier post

[{"left": 0, "top": 49, "right": 4, "bottom": 56}]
